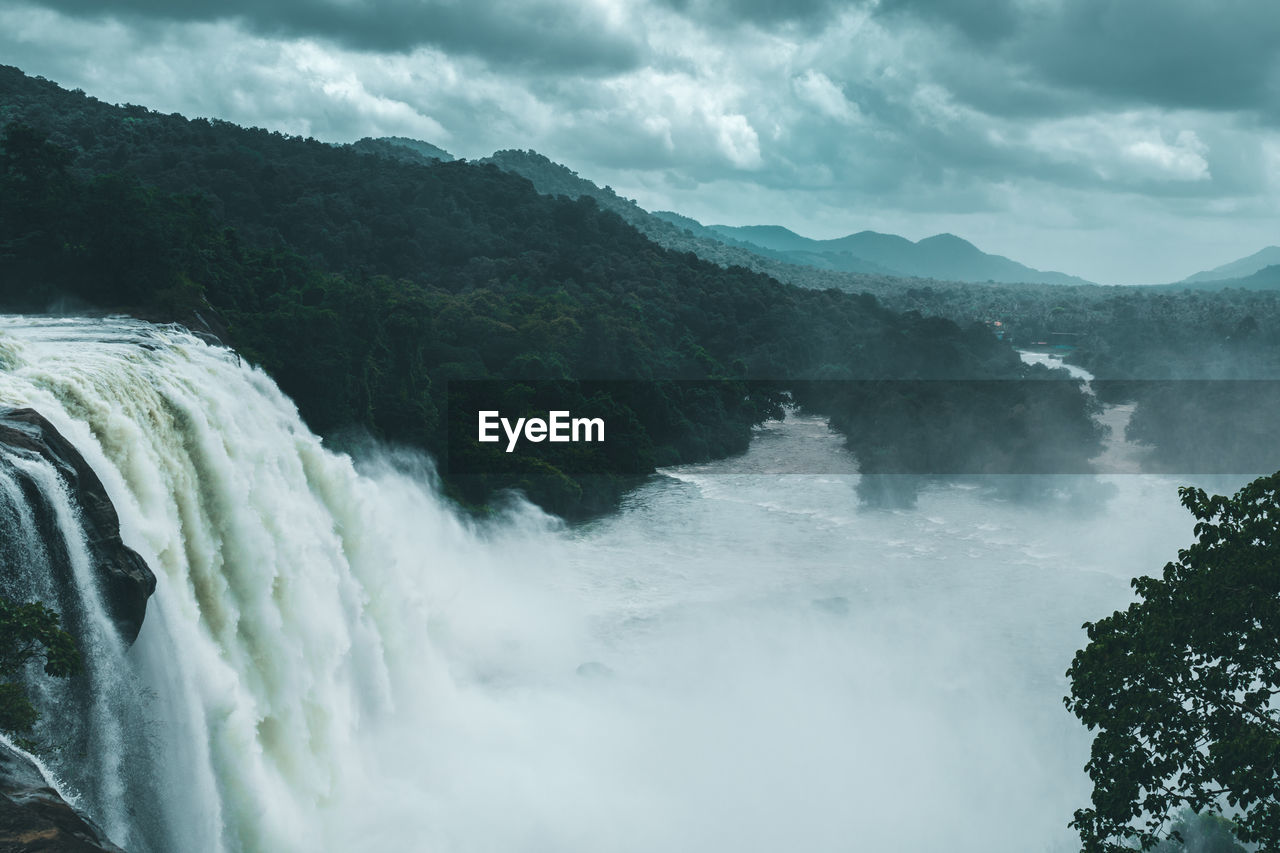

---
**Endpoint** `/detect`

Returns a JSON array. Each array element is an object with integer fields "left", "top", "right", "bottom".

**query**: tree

[
  {"left": 1065, "top": 472, "right": 1280, "bottom": 851},
  {"left": 0, "top": 595, "right": 81, "bottom": 740},
  {"left": 0, "top": 121, "right": 72, "bottom": 197}
]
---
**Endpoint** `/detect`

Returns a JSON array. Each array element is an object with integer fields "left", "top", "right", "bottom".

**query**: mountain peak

[
  {"left": 917, "top": 233, "right": 975, "bottom": 248},
  {"left": 473, "top": 146, "right": 1094, "bottom": 286},
  {"left": 1182, "top": 246, "right": 1280, "bottom": 283},
  {"left": 349, "top": 136, "right": 454, "bottom": 164},
  {"left": 698, "top": 224, "right": 1090, "bottom": 285},
  {"left": 488, "top": 149, "right": 560, "bottom": 169}
]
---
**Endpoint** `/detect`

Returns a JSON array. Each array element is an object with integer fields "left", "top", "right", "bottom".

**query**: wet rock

[
  {"left": 0, "top": 741, "right": 126, "bottom": 852},
  {"left": 0, "top": 408, "right": 155, "bottom": 644}
]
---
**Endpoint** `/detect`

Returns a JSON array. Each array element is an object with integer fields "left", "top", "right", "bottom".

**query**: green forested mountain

[
  {"left": 477, "top": 149, "right": 789, "bottom": 272},
  {"left": 1, "top": 66, "right": 1096, "bottom": 515},
  {"left": 460, "top": 140, "right": 1280, "bottom": 478},
  {"left": 1149, "top": 263, "right": 1280, "bottom": 292},
  {"left": 1182, "top": 246, "right": 1280, "bottom": 283},
  {"left": 703, "top": 225, "right": 1094, "bottom": 286},
  {"left": 349, "top": 136, "right": 455, "bottom": 165},
  {"left": 1233, "top": 264, "right": 1280, "bottom": 290},
  {"left": 480, "top": 150, "right": 1090, "bottom": 286},
  {"left": 474, "top": 145, "right": 1280, "bottom": 384}
]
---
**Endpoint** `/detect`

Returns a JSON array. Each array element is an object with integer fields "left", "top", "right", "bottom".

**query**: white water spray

[
  {"left": 0, "top": 317, "right": 1208, "bottom": 853},
  {"left": 0, "top": 317, "right": 568, "bottom": 852}
]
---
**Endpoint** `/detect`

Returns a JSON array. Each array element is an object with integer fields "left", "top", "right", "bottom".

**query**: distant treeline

[
  {"left": 452, "top": 133, "right": 1280, "bottom": 479},
  {"left": 470, "top": 147, "right": 1280, "bottom": 385},
  {"left": 0, "top": 66, "right": 1105, "bottom": 514},
  {"left": 877, "top": 281, "right": 1280, "bottom": 473}
]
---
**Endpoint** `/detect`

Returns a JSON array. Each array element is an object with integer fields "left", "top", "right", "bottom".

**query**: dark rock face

[
  {"left": 0, "top": 742, "right": 126, "bottom": 853},
  {"left": 0, "top": 408, "right": 155, "bottom": 645}
]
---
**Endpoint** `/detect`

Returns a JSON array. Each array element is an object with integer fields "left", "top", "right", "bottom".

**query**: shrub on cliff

[{"left": 0, "top": 596, "right": 81, "bottom": 744}]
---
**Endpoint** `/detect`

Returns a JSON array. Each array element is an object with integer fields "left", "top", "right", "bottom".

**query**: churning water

[{"left": 0, "top": 317, "right": 1214, "bottom": 852}]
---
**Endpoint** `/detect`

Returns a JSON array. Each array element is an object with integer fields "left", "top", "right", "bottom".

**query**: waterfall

[
  {"left": 0, "top": 316, "right": 555, "bottom": 853},
  {"left": 0, "top": 316, "right": 1206, "bottom": 853},
  {"left": 0, "top": 444, "right": 133, "bottom": 839}
]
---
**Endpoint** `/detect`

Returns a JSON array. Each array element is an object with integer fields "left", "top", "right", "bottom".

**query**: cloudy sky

[{"left": 2, "top": 0, "right": 1277, "bottom": 283}]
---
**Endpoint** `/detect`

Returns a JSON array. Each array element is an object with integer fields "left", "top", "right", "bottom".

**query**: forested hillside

[
  {"left": 1182, "top": 246, "right": 1280, "bottom": 283},
  {"left": 475, "top": 143, "right": 1280, "bottom": 384},
  {"left": 0, "top": 67, "right": 1108, "bottom": 515}
]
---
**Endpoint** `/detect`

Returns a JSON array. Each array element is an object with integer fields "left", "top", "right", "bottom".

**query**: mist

[
  {"left": 0, "top": 317, "right": 1239, "bottom": 853},
  {"left": 328, "top": 419, "right": 1203, "bottom": 853}
]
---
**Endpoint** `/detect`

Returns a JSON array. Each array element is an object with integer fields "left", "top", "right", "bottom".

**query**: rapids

[{"left": 0, "top": 317, "right": 1220, "bottom": 852}]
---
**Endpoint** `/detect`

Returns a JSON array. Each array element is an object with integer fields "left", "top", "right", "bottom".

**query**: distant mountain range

[
  {"left": 656, "top": 216, "right": 1093, "bottom": 285},
  {"left": 358, "top": 136, "right": 1278, "bottom": 292},
  {"left": 1131, "top": 247, "right": 1280, "bottom": 292},
  {"left": 356, "top": 139, "right": 1094, "bottom": 288},
  {"left": 1181, "top": 246, "right": 1280, "bottom": 284},
  {"left": 1233, "top": 264, "right": 1280, "bottom": 289},
  {"left": 1153, "top": 263, "right": 1280, "bottom": 292}
]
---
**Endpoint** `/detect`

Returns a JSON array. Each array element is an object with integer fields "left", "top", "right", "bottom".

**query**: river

[{"left": 0, "top": 319, "right": 1221, "bottom": 852}]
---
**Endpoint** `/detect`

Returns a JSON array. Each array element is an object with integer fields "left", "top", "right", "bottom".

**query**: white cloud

[
  {"left": 642, "top": 115, "right": 676, "bottom": 151},
  {"left": 1025, "top": 115, "right": 1212, "bottom": 184},
  {"left": 792, "top": 69, "right": 861, "bottom": 124},
  {"left": 1123, "top": 130, "right": 1209, "bottom": 182},
  {"left": 284, "top": 42, "right": 450, "bottom": 142},
  {"left": 581, "top": 69, "right": 766, "bottom": 171},
  {"left": 3, "top": 0, "right": 1279, "bottom": 281},
  {"left": 712, "top": 112, "right": 762, "bottom": 168}
]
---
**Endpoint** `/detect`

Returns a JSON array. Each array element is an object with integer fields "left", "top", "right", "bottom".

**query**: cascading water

[
  {"left": 0, "top": 316, "right": 566, "bottom": 852},
  {"left": 0, "top": 414, "right": 144, "bottom": 846},
  {"left": 0, "top": 316, "right": 1214, "bottom": 853}
]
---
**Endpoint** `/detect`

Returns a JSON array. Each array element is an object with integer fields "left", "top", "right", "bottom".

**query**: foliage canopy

[
  {"left": 0, "top": 595, "right": 81, "bottom": 739},
  {"left": 0, "top": 68, "right": 1109, "bottom": 516},
  {"left": 1066, "top": 472, "right": 1280, "bottom": 851},
  {"left": 4, "top": 65, "right": 1280, "bottom": 491}
]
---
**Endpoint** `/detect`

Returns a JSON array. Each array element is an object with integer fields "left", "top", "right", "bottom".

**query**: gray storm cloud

[
  {"left": 1, "top": 0, "right": 1277, "bottom": 283},
  {"left": 13, "top": 0, "right": 647, "bottom": 71}
]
